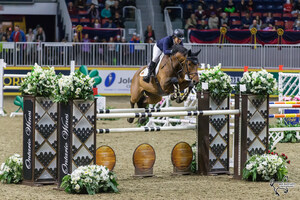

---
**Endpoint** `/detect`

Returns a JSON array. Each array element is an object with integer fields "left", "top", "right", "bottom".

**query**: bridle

[{"left": 170, "top": 54, "right": 198, "bottom": 81}]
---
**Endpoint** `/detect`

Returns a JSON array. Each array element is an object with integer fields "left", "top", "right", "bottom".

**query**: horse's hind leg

[
  {"left": 127, "top": 101, "right": 135, "bottom": 123},
  {"left": 137, "top": 95, "right": 148, "bottom": 125}
]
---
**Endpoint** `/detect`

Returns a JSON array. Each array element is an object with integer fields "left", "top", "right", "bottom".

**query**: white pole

[
  {"left": 3, "top": 74, "right": 27, "bottom": 78},
  {"left": 0, "top": 59, "right": 6, "bottom": 116},
  {"left": 97, "top": 109, "right": 240, "bottom": 119},
  {"left": 70, "top": 60, "right": 75, "bottom": 73},
  {"left": 97, "top": 106, "right": 197, "bottom": 113},
  {"left": 269, "top": 104, "right": 300, "bottom": 108},
  {"left": 97, "top": 125, "right": 196, "bottom": 134},
  {"left": 3, "top": 86, "right": 20, "bottom": 90}
]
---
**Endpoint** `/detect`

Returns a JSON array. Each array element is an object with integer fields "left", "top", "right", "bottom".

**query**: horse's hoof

[
  {"left": 170, "top": 95, "right": 176, "bottom": 101},
  {"left": 138, "top": 117, "right": 147, "bottom": 125},
  {"left": 127, "top": 118, "right": 134, "bottom": 123}
]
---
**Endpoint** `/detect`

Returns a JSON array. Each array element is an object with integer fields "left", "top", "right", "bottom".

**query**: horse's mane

[{"left": 171, "top": 44, "right": 188, "bottom": 55}]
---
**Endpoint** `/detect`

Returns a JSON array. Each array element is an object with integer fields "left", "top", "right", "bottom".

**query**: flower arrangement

[
  {"left": 0, "top": 154, "right": 23, "bottom": 184},
  {"left": 20, "top": 63, "right": 57, "bottom": 97},
  {"left": 61, "top": 165, "right": 119, "bottom": 195},
  {"left": 243, "top": 150, "right": 289, "bottom": 182},
  {"left": 54, "top": 70, "right": 95, "bottom": 103},
  {"left": 236, "top": 69, "right": 277, "bottom": 95},
  {"left": 283, "top": 96, "right": 300, "bottom": 101},
  {"left": 196, "top": 64, "right": 232, "bottom": 98}
]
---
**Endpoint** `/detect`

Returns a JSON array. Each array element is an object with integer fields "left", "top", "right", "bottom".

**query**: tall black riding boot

[{"left": 143, "top": 61, "right": 156, "bottom": 83}]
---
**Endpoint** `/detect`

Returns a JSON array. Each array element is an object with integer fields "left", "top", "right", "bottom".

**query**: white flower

[{"left": 74, "top": 184, "right": 80, "bottom": 191}]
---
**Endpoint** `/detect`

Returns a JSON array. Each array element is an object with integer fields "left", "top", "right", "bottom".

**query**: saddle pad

[
  {"left": 139, "top": 53, "right": 164, "bottom": 77},
  {"left": 140, "top": 68, "right": 148, "bottom": 77}
]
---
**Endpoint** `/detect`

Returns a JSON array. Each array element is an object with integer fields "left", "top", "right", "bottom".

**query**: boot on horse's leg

[
  {"left": 143, "top": 61, "right": 156, "bottom": 83},
  {"left": 170, "top": 77, "right": 180, "bottom": 101}
]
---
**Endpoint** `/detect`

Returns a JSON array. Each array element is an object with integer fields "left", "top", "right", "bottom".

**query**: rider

[{"left": 143, "top": 29, "right": 184, "bottom": 83}]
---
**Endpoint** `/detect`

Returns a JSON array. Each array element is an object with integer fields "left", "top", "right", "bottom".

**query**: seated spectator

[
  {"left": 237, "top": 0, "right": 247, "bottom": 13},
  {"left": 220, "top": 13, "right": 228, "bottom": 27},
  {"left": 195, "top": 0, "right": 207, "bottom": 10},
  {"left": 263, "top": 23, "right": 276, "bottom": 31},
  {"left": 93, "top": 18, "right": 101, "bottom": 28},
  {"left": 284, "top": 0, "right": 293, "bottom": 13},
  {"left": 75, "top": 0, "right": 87, "bottom": 10},
  {"left": 185, "top": 13, "right": 197, "bottom": 29},
  {"left": 255, "top": 15, "right": 262, "bottom": 26},
  {"left": 242, "top": 12, "right": 252, "bottom": 29},
  {"left": 247, "top": 0, "right": 254, "bottom": 13},
  {"left": 184, "top": 3, "right": 194, "bottom": 19},
  {"left": 144, "top": 25, "right": 156, "bottom": 43},
  {"left": 264, "top": 12, "right": 274, "bottom": 25},
  {"left": 215, "top": 0, "right": 224, "bottom": 15},
  {"left": 111, "top": 1, "right": 122, "bottom": 16},
  {"left": 101, "top": 5, "right": 112, "bottom": 18},
  {"left": 294, "top": 15, "right": 300, "bottom": 30},
  {"left": 106, "top": 0, "right": 115, "bottom": 7},
  {"left": 87, "top": 3, "right": 99, "bottom": 20},
  {"left": 9, "top": 25, "right": 26, "bottom": 42},
  {"left": 221, "top": 22, "right": 228, "bottom": 29},
  {"left": 224, "top": 0, "right": 235, "bottom": 13},
  {"left": 208, "top": 12, "right": 219, "bottom": 29},
  {"left": 204, "top": 4, "right": 217, "bottom": 19},
  {"left": 249, "top": 20, "right": 261, "bottom": 30},
  {"left": 34, "top": 27, "right": 46, "bottom": 42},
  {"left": 293, "top": 0, "right": 300, "bottom": 14},
  {"left": 195, "top": 5, "right": 205, "bottom": 19},
  {"left": 68, "top": 2, "right": 78, "bottom": 16},
  {"left": 197, "top": 20, "right": 208, "bottom": 30},
  {"left": 103, "top": 18, "right": 117, "bottom": 28},
  {"left": 113, "top": 12, "right": 124, "bottom": 28}
]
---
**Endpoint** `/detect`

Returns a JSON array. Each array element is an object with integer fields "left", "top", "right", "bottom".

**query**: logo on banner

[
  {"left": 61, "top": 114, "right": 69, "bottom": 175},
  {"left": 24, "top": 111, "right": 32, "bottom": 170},
  {"left": 105, "top": 73, "right": 116, "bottom": 87}
]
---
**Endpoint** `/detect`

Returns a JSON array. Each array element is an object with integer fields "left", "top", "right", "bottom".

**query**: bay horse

[{"left": 128, "top": 45, "right": 201, "bottom": 123}]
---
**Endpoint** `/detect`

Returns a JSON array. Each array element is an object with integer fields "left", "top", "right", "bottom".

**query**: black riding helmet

[{"left": 172, "top": 29, "right": 184, "bottom": 40}]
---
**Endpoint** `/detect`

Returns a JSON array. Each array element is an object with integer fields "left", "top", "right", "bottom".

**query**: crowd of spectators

[
  {"left": 0, "top": 25, "right": 46, "bottom": 42},
  {"left": 161, "top": 0, "right": 300, "bottom": 32}
]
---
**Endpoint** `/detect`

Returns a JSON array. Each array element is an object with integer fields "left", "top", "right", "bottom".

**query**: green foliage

[
  {"left": 13, "top": 96, "right": 23, "bottom": 112},
  {"left": 61, "top": 165, "right": 119, "bottom": 195},
  {"left": 270, "top": 121, "right": 300, "bottom": 143},
  {"left": 0, "top": 154, "right": 23, "bottom": 184},
  {"left": 78, "top": 65, "right": 102, "bottom": 86},
  {"left": 191, "top": 142, "right": 197, "bottom": 173}
]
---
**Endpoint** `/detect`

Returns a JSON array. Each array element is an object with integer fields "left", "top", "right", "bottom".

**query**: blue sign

[
  {"left": 284, "top": 109, "right": 300, "bottom": 125},
  {"left": 104, "top": 72, "right": 116, "bottom": 87}
]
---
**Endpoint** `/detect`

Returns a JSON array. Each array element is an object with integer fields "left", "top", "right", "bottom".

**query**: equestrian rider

[{"left": 143, "top": 29, "right": 184, "bottom": 83}]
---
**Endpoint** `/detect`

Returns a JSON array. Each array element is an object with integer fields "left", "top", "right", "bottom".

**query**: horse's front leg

[
  {"left": 169, "top": 77, "right": 181, "bottom": 101},
  {"left": 176, "top": 80, "right": 194, "bottom": 103}
]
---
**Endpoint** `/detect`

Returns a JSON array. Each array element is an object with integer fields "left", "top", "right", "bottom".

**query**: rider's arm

[{"left": 162, "top": 38, "right": 172, "bottom": 55}]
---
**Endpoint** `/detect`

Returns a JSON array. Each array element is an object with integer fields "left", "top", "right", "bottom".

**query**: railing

[
  {"left": 164, "top": 9, "right": 173, "bottom": 36},
  {"left": 1, "top": 42, "right": 300, "bottom": 68},
  {"left": 58, "top": 0, "right": 73, "bottom": 41}
]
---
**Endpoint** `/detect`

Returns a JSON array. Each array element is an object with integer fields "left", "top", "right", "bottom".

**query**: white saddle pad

[{"left": 140, "top": 54, "right": 164, "bottom": 77}]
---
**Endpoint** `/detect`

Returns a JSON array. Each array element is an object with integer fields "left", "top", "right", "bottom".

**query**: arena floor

[{"left": 0, "top": 96, "right": 299, "bottom": 200}]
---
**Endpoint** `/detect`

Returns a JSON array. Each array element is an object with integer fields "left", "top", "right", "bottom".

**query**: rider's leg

[{"left": 143, "top": 44, "right": 161, "bottom": 83}]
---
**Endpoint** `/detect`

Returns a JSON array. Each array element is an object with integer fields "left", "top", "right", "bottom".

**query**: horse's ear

[{"left": 191, "top": 49, "right": 201, "bottom": 57}]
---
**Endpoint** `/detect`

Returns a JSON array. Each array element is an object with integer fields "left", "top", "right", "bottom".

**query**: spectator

[
  {"left": 121, "top": 36, "right": 126, "bottom": 43},
  {"left": 247, "top": 0, "right": 254, "bottom": 13},
  {"left": 294, "top": 15, "right": 300, "bottom": 30},
  {"left": 195, "top": 0, "right": 207, "bottom": 10},
  {"left": 26, "top": 28, "right": 35, "bottom": 42},
  {"left": 197, "top": 20, "right": 209, "bottom": 30},
  {"left": 242, "top": 12, "right": 252, "bottom": 29},
  {"left": 284, "top": 0, "right": 293, "bottom": 13},
  {"left": 33, "top": 24, "right": 40, "bottom": 36},
  {"left": 147, "top": 37, "right": 155, "bottom": 43},
  {"left": 220, "top": 13, "right": 228, "bottom": 27},
  {"left": 103, "top": 18, "right": 117, "bottom": 28},
  {"left": 224, "top": 0, "right": 235, "bottom": 13},
  {"left": 106, "top": 0, "right": 115, "bottom": 7},
  {"left": 111, "top": 1, "right": 122, "bottom": 16},
  {"left": 185, "top": 13, "right": 197, "bottom": 29},
  {"left": 129, "top": 32, "right": 140, "bottom": 53},
  {"left": 249, "top": 20, "right": 261, "bottom": 30},
  {"left": 162, "top": 0, "right": 175, "bottom": 12},
  {"left": 75, "top": 0, "right": 87, "bottom": 10},
  {"left": 215, "top": 0, "right": 224, "bottom": 15},
  {"left": 255, "top": 15, "right": 262, "bottom": 27},
  {"left": 237, "top": 0, "right": 248, "bottom": 13},
  {"left": 68, "top": 2, "right": 78, "bottom": 17},
  {"left": 87, "top": 3, "right": 99, "bottom": 20},
  {"left": 0, "top": 28, "right": 6, "bottom": 41},
  {"left": 1, "top": 35, "right": 7, "bottom": 42},
  {"left": 73, "top": 32, "right": 80, "bottom": 42},
  {"left": 91, "top": 0, "right": 99, "bottom": 8},
  {"left": 34, "top": 27, "right": 46, "bottom": 42},
  {"left": 208, "top": 12, "right": 219, "bottom": 29},
  {"left": 101, "top": 5, "right": 112, "bottom": 18},
  {"left": 263, "top": 23, "right": 276, "bottom": 31},
  {"left": 115, "top": 35, "right": 121, "bottom": 43},
  {"left": 82, "top": 33, "right": 90, "bottom": 64},
  {"left": 113, "top": 12, "right": 124, "bottom": 28},
  {"left": 119, "top": 0, "right": 126, "bottom": 9},
  {"left": 94, "top": 19, "right": 101, "bottom": 28},
  {"left": 9, "top": 25, "right": 26, "bottom": 42},
  {"left": 195, "top": 5, "right": 205, "bottom": 19},
  {"left": 264, "top": 12, "right": 274, "bottom": 25},
  {"left": 144, "top": 25, "right": 156, "bottom": 43},
  {"left": 184, "top": 3, "right": 194, "bottom": 19},
  {"left": 204, "top": 4, "right": 217, "bottom": 19},
  {"left": 293, "top": 0, "right": 300, "bottom": 14}
]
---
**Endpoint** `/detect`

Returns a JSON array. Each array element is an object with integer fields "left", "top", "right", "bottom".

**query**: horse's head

[{"left": 185, "top": 49, "right": 201, "bottom": 85}]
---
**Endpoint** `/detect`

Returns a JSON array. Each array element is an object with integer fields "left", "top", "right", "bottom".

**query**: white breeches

[{"left": 152, "top": 44, "right": 164, "bottom": 63}]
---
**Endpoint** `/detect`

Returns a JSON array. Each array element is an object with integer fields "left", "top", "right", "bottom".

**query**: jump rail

[{"left": 97, "top": 106, "right": 197, "bottom": 113}]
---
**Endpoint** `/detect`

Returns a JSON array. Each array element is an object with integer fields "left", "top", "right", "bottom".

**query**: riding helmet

[{"left": 173, "top": 29, "right": 184, "bottom": 40}]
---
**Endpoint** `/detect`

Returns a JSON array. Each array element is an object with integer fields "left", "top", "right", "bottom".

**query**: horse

[{"left": 128, "top": 45, "right": 201, "bottom": 123}]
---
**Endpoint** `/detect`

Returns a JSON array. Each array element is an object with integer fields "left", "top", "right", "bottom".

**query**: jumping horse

[{"left": 128, "top": 45, "right": 201, "bottom": 123}]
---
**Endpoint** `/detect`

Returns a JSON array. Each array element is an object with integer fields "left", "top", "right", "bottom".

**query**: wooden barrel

[
  {"left": 133, "top": 143, "right": 156, "bottom": 176},
  {"left": 96, "top": 146, "right": 116, "bottom": 171},
  {"left": 171, "top": 142, "right": 193, "bottom": 173}
]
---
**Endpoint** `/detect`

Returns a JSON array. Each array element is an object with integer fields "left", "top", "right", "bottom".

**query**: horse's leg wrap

[
  {"left": 170, "top": 77, "right": 180, "bottom": 101},
  {"left": 180, "top": 81, "right": 194, "bottom": 102}
]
